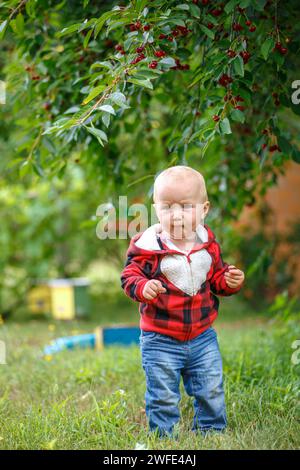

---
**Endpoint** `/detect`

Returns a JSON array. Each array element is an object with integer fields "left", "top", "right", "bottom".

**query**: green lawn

[{"left": 0, "top": 294, "right": 299, "bottom": 450}]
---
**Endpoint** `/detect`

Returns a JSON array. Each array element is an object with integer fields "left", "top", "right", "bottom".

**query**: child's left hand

[{"left": 224, "top": 265, "right": 245, "bottom": 289}]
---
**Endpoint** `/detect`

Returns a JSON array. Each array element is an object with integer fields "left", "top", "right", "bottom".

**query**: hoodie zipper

[
  {"left": 186, "top": 253, "right": 194, "bottom": 295},
  {"left": 185, "top": 253, "right": 193, "bottom": 341}
]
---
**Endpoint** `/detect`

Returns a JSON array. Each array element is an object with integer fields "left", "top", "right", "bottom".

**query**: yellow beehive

[
  {"left": 27, "top": 284, "right": 51, "bottom": 315},
  {"left": 27, "top": 278, "right": 90, "bottom": 320},
  {"left": 49, "top": 279, "right": 75, "bottom": 320}
]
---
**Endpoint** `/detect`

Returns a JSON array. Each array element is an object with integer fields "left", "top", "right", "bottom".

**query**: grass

[{"left": 0, "top": 293, "right": 299, "bottom": 450}]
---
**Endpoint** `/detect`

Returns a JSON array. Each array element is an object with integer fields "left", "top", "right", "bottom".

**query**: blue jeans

[{"left": 140, "top": 326, "right": 227, "bottom": 439}]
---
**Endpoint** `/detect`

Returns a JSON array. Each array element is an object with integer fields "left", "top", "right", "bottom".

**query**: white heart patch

[{"left": 160, "top": 249, "right": 212, "bottom": 296}]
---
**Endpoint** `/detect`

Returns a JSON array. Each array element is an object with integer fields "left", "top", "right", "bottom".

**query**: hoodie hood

[{"left": 127, "top": 222, "right": 216, "bottom": 257}]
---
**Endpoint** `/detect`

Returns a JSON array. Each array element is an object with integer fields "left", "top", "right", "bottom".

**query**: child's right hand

[{"left": 142, "top": 280, "right": 167, "bottom": 300}]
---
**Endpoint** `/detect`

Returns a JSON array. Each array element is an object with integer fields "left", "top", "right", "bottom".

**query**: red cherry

[
  {"left": 240, "top": 51, "right": 251, "bottom": 64},
  {"left": 218, "top": 73, "right": 233, "bottom": 87},
  {"left": 249, "top": 25, "right": 256, "bottom": 32},
  {"left": 136, "top": 46, "right": 145, "bottom": 53},
  {"left": 130, "top": 52, "right": 145, "bottom": 64},
  {"left": 269, "top": 145, "right": 279, "bottom": 152},
  {"left": 177, "top": 25, "right": 189, "bottom": 36},
  {"left": 207, "top": 23, "right": 214, "bottom": 30},
  {"left": 104, "top": 39, "right": 114, "bottom": 48},
  {"left": 261, "top": 143, "right": 267, "bottom": 150},
  {"left": 275, "top": 42, "right": 282, "bottom": 51},
  {"left": 115, "top": 44, "right": 123, "bottom": 51},
  {"left": 280, "top": 47, "right": 288, "bottom": 55},
  {"left": 143, "top": 24, "right": 150, "bottom": 31},
  {"left": 235, "top": 95, "right": 244, "bottom": 102},
  {"left": 234, "top": 105, "right": 245, "bottom": 111},
  {"left": 154, "top": 50, "right": 166, "bottom": 58},
  {"left": 211, "top": 9, "right": 223, "bottom": 16},
  {"left": 148, "top": 61, "right": 158, "bottom": 69},
  {"left": 227, "top": 49, "right": 236, "bottom": 58},
  {"left": 158, "top": 33, "right": 167, "bottom": 39},
  {"left": 213, "top": 115, "right": 220, "bottom": 122},
  {"left": 233, "top": 23, "right": 243, "bottom": 31},
  {"left": 202, "top": 0, "right": 209, "bottom": 4},
  {"left": 245, "top": 20, "right": 252, "bottom": 26},
  {"left": 135, "top": 21, "right": 142, "bottom": 29}
]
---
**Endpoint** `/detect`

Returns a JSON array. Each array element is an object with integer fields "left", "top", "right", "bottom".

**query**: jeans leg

[
  {"left": 182, "top": 327, "right": 227, "bottom": 433},
  {"left": 140, "top": 334, "right": 185, "bottom": 439}
]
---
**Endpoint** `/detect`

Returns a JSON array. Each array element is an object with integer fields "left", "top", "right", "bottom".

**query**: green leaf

[
  {"left": 189, "top": 3, "right": 200, "bottom": 17},
  {"left": 277, "top": 136, "right": 292, "bottom": 155},
  {"left": 14, "top": 13, "right": 24, "bottom": 36},
  {"left": 102, "top": 113, "right": 111, "bottom": 128},
  {"left": 19, "top": 160, "right": 32, "bottom": 178},
  {"left": 82, "top": 85, "right": 106, "bottom": 105},
  {"left": 261, "top": 37, "right": 275, "bottom": 60},
  {"left": 83, "top": 28, "right": 93, "bottom": 49},
  {"left": 292, "top": 148, "right": 300, "bottom": 164},
  {"left": 57, "top": 23, "right": 81, "bottom": 37},
  {"left": 25, "top": 0, "right": 37, "bottom": 18},
  {"left": 239, "top": 0, "right": 251, "bottom": 6},
  {"left": 233, "top": 55, "right": 244, "bottom": 77},
  {"left": 224, "top": 0, "right": 240, "bottom": 14},
  {"left": 98, "top": 104, "right": 115, "bottom": 115},
  {"left": 219, "top": 118, "right": 232, "bottom": 134},
  {"left": 0, "top": 20, "right": 8, "bottom": 39},
  {"left": 85, "top": 126, "right": 108, "bottom": 146},
  {"left": 159, "top": 57, "right": 176, "bottom": 67},
  {"left": 175, "top": 4, "right": 190, "bottom": 10},
  {"left": 94, "top": 10, "right": 120, "bottom": 38},
  {"left": 200, "top": 25, "right": 215, "bottom": 40},
  {"left": 230, "top": 109, "right": 245, "bottom": 123},
  {"left": 90, "top": 61, "right": 113, "bottom": 70},
  {"left": 127, "top": 78, "right": 153, "bottom": 90},
  {"left": 110, "top": 92, "right": 127, "bottom": 107}
]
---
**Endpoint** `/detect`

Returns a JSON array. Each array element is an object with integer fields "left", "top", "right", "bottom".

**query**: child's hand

[
  {"left": 142, "top": 280, "right": 167, "bottom": 300},
  {"left": 224, "top": 265, "right": 245, "bottom": 289}
]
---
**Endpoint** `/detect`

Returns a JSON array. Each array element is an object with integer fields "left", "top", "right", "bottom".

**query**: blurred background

[{"left": 0, "top": 0, "right": 299, "bottom": 450}]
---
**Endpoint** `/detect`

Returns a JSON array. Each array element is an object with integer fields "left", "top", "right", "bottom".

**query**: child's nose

[{"left": 172, "top": 206, "right": 183, "bottom": 218}]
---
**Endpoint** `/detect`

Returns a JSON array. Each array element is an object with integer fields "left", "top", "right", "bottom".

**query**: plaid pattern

[{"left": 120, "top": 224, "right": 244, "bottom": 342}]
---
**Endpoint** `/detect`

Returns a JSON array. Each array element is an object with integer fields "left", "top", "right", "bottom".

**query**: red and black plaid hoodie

[{"left": 120, "top": 223, "right": 244, "bottom": 341}]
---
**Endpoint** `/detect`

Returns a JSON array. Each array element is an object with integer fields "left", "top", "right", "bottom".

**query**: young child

[{"left": 120, "top": 165, "right": 245, "bottom": 439}]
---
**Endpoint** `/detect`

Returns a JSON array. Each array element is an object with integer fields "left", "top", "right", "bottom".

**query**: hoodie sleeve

[
  {"left": 120, "top": 240, "right": 155, "bottom": 303},
  {"left": 209, "top": 241, "right": 244, "bottom": 296}
]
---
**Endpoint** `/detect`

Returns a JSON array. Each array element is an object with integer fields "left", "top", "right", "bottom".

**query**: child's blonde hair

[{"left": 153, "top": 165, "right": 208, "bottom": 203}]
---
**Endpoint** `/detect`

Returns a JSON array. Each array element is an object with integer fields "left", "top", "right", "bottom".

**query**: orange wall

[{"left": 234, "top": 160, "right": 300, "bottom": 296}]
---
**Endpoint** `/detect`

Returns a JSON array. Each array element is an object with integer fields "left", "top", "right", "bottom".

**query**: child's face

[{"left": 153, "top": 177, "right": 209, "bottom": 240}]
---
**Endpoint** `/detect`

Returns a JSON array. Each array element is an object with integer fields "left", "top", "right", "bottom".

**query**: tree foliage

[
  {"left": 1, "top": 0, "right": 299, "bottom": 210},
  {"left": 1, "top": 0, "right": 300, "bottom": 312}
]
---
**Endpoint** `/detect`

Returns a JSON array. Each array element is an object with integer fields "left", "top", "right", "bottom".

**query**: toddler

[{"left": 120, "top": 165, "right": 245, "bottom": 439}]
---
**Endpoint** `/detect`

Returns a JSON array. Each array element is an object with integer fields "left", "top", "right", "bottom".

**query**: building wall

[{"left": 233, "top": 160, "right": 300, "bottom": 297}]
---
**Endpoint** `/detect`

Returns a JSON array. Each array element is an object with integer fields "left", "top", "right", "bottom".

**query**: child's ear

[{"left": 204, "top": 200, "right": 210, "bottom": 216}]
